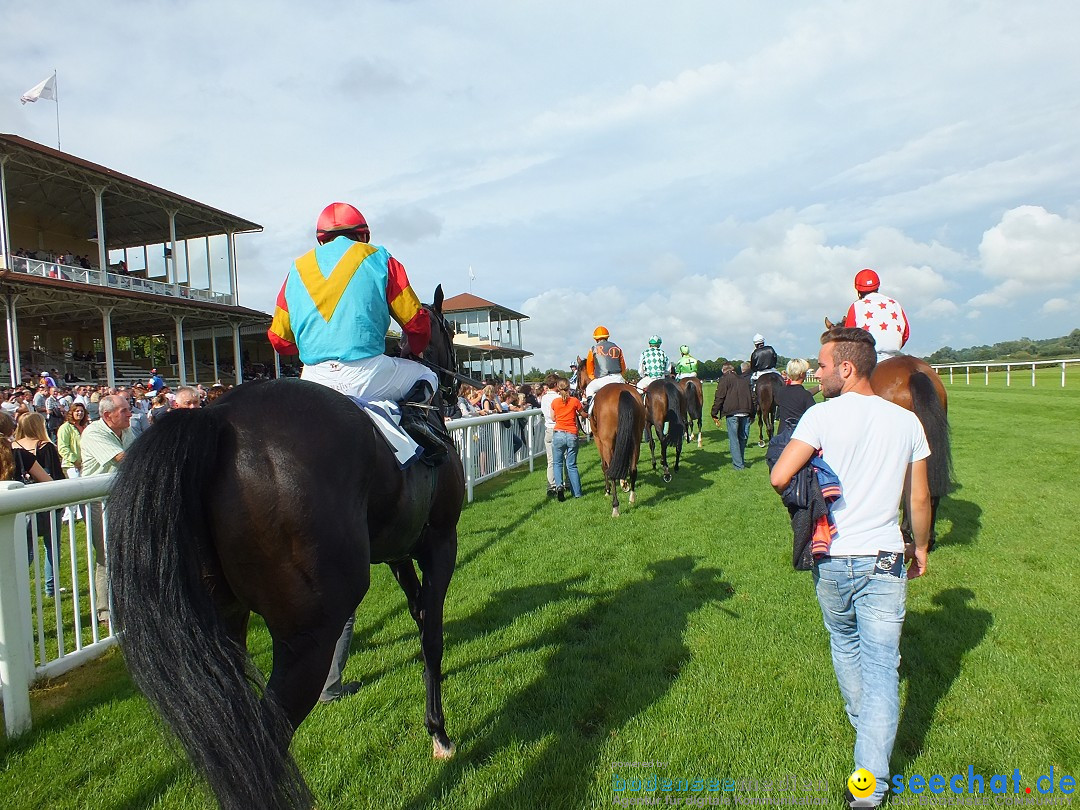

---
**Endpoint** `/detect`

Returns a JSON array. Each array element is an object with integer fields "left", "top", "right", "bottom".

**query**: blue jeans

[
  {"left": 551, "top": 430, "right": 582, "bottom": 497},
  {"left": 725, "top": 415, "right": 750, "bottom": 469},
  {"left": 814, "top": 556, "right": 906, "bottom": 804}
]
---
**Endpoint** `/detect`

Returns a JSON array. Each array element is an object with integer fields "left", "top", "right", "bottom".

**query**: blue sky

[{"left": 4, "top": 0, "right": 1079, "bottom": 370}]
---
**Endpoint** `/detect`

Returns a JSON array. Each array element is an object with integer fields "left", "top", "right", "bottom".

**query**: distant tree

[
  {"left": 624, "top": 369, "right": 640, "bottom": 384},
  {"left": 525, "top": 366, "right": 544, "bottom": 379}
]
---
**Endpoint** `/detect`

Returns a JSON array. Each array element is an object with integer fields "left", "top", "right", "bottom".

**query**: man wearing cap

[
  {"left": 637, "top": 335, "right": 672, "bottom": 393},
  {"left": 148, "top": 369, "right": 165, "bottom": 392},
  {"left": 843, "top": 269, "right": 910, "bottom": 362}
]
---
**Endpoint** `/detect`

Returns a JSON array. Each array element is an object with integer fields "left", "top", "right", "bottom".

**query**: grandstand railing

[
  {"left": 0, "top": 408, "right": 545, "bottom": 736},
  {"left": 931, "top": 358, "right": 1080, "bottom": 387},
  {"left": 9, "top": 255, "right": 234, "bottom": 306}
]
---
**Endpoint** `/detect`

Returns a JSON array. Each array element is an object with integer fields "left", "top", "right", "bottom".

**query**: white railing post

[
  {"left": 527, "top": 413, "right": 536, "bottom": 473},
  {"left": 465, "top": 426, "right": 475, "bottom": 503},
  {"left": 1063, "top": 362, "right": 1067, "bottom": 388},
  {"left": 1006, "top": 364, "right": 1011, "bottom": 386},
  {"left": 0, "top": 487, "right": 34, "bottom": 737},
  {"left": 1031, "top": 363, "right": 1036, "bottom": 387}
]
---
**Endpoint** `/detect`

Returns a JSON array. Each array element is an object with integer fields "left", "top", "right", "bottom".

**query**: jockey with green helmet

[
  {"left": 637, "top": 335, "right": 672, "bottom": 392},
  {"left": 675, "top": 344, "right": 699, "bottom": 379}
]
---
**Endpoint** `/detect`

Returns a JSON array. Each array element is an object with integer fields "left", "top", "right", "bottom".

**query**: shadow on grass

[
  {"left": 404, "top": 556, "right": 734, "bottom": 810},
  {"left": 935, "top": 485, "right": 982, "bottom": 548},
  {"left": 895, "top": 588, "right": 993, "bottom": 769}
]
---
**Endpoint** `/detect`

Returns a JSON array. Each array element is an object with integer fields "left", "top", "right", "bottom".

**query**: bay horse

[
  {"left": 643, "top": 379, "right": 685, "bottom": 482},
  {"left": 575, "top": 360, "right": 646, "bottom": 517},
  {"left": 754, "top": 372, "right": 784, "bottom": 447},
  {"left": 108, "top": 288, "right": 465, "bottom": 810},
  {"left": 824, "top": 317, "right": 953, "bottom": 546},
  {"left": 678, "top": 377, "right": 704, "bottom": 448}
]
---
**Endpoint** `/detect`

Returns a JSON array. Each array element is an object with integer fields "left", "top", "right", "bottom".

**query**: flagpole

[{"left": 53, "top": 71, "right": 61, "bottom": 151}]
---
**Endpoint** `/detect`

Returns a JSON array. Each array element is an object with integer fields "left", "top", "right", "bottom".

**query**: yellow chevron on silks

[{"left": 295, "top": 242, "right": 378, "bottom": 322}]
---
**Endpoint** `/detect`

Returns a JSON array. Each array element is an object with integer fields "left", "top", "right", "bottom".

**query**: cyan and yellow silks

[{"left": 268, "top": 236, "right": 428, "bottom": 364}]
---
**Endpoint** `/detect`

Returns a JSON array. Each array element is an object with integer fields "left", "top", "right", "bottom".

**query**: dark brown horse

[
  {"left": 678, "top": 377, "right": 704, "bottom": 448},
  {"left": 754, "top": 372, "right": 784, "bottom": 447},
  {"left": 824, "top": 317, "right": 953, "bottom": 545},
  {"left": 107, "top": 289, "right": 464, "bottom": 810},
  {"left": 575, "top": 359, "right": 646, "bottom": 517},
  {"left": 643, "top": 379, "right": 685, "bottom": 482}
]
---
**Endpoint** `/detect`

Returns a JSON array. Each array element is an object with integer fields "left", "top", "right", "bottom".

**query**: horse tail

[
  {"left": 663, "top": 381, "right": 685, "bottom": 445},
  {"left": 108, "top": 410, "right": 312, "bottom": 810},
  {"left": 909, "top": 371, "right": 953, "bottom": 498},
  {"left": 608, "top": 390, "right": 639, "bottom": 480}
]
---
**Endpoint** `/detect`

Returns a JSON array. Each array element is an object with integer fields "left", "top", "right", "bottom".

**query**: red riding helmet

[
  {"left": 316, "top": 202, "right": 369, "bottom": 244},
  {"left": 854, "top": 268, "right": 880, "bottom": 293}
]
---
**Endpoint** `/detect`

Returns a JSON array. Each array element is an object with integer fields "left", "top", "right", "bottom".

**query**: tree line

[{"left": 926, "top": 328, "right": 1080, "bottom": 364}]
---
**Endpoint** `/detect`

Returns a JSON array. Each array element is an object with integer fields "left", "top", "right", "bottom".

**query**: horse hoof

[
  {"left": 757, "top": 440, "right": 766, "bottom": 448},
  {"left": 697, "top": 438, "right": 703, "bottom": 449},
  {"left": 433, "top": 738, "right": 456, "bottom": 760},
  {"left": 629, "top": 491, "right": 635, "bottom": 504},
  {"left": 662, "top": 473, "right": 672, "bottom": 483},
  {"left": 612, "top": 507, "right": 620, "bottom": 517},
  {"left": 621, "top": 481, "right": 631, "bottom": 492}
]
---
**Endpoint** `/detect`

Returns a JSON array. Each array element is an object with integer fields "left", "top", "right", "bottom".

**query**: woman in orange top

[{"left": 549, "top": 378, "right": 584, "bottom": 500}]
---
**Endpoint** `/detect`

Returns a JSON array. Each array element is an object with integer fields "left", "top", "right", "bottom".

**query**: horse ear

[{"left": 433, "top": 284, "right": 444, "bottom": 314}]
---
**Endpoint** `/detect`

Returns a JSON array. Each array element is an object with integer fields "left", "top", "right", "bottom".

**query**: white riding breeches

[
  {"left": 585, "top": 374, "right": 625, "bottom": 400},
  {"left": 302, "top": 355, "right": 438, "bottom": 401}
]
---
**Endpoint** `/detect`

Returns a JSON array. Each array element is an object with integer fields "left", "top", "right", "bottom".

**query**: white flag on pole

[
  {"left": 468, "top": 265, "right": 475, "bottom": 282},
  {"left": 20, "top": 75, "right": 56, "bottom": 105}
]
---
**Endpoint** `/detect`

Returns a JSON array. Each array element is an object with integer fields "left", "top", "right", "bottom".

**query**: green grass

[{"left": 2, "top": 379, "right": 1078, "bottom": 809}]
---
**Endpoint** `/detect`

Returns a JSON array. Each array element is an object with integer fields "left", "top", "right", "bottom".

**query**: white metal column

[
  {"left": 231, "top": 323, "right": 243, "bottom": 385},
  {"left": 167, "top": 211, "right": 179, "bottom": 295},
  {"left": 94, "top": 188, "right": 108, "bottom": 284},
  {"left": 226, "top": 231, "right": 237, "bottom": 305},
  {"left": 0, "top": 156, "right": 11, "bottom": 271},
  {"left": 5, "top": 294, "right": 22, "bottom": 387},
  {"left": 210, "top": 328, "right": 220, "bottom": 383},
  {"left": 189, "top": 337, "right": 198, "bottom": 384},
  {"left": 99, "top": 306, "right": 116, "bottom": 388},
  {"left": 173, "top": 315, "right": 187, "bottom": 386}
]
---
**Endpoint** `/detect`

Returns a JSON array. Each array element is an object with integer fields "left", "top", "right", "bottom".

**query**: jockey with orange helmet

[
  {"left": 583, "top": 325, "right": 627, "bottom": 406},
  {"left": 843, "top": 268, "right": 910, "bottom": 360},
  {"left": 268, "top": 202, "right": 446, "bottom": 461}
]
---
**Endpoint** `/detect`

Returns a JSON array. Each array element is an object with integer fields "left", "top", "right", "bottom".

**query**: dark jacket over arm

[{"left": 710, "top": 371, "right": 754, "bottom": 418}]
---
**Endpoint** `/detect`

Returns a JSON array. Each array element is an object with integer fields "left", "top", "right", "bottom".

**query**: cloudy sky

[{"left": 4, "top": 0, "right": 1080, "bottom": 370}]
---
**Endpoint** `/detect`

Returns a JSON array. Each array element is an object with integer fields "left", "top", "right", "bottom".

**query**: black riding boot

[{"left": 400, "top": 382, "right": 450, "bottom": 467}]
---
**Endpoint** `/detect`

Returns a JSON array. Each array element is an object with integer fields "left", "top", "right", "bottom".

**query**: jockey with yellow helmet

[
  {"left": 843, "top": 268, "right": 910, "bottom": 361},
  {"left": 637, "top": 335, "right": 672, "bottom": 392},
  {"left": 675, "top": 344, "right": 699, "bottom": 379},
  {"left": 268, "top": 202, "right": 447, "bottom": 462},
  {"left": 583, "top": 325, "right": 627, "bottom": 406}
]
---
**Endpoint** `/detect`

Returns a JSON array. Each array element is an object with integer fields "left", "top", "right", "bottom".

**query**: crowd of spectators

[{"left": 12, "top": 248, "right": 96, "bottom": 270}]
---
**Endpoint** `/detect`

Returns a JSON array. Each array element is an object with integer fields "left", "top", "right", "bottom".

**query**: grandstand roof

[{"left": 0, "top": 133, "right": 261, "bottom": 249}]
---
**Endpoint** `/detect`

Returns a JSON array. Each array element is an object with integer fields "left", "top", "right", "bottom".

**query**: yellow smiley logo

[{"left": 848, "top": 768, "right": 876, "bottom": 799}]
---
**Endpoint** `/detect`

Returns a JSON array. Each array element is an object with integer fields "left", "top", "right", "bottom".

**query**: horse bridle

[{"left": 416, "top": 305, "right": 484, "bottom": 404}]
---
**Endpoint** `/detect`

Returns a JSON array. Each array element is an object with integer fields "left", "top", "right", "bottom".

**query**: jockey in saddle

[
  {"left": 843, "top": 268, "right": 910, "bottom": 363},
  {"left": 675, "top": 345, "right": 699, "bottom": 379},
  {"left": 267, "top": 202, "right": 449, "bottom": 465},
  {"left": 583, "top": 325, "right": 627, "bottom": 411},
  {"left": 637, "top": 335, "right": 673, "bottom": 393},
  {"left": 748, "top": 333, "right": 781, "bottom": 404}
]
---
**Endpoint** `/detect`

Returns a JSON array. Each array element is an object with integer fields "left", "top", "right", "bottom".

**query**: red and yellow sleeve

[
  {"left": 267, "top": 280, "right": 299, "bottom": 355},
  {"left": 386, "top": 256, "right": 430, "bottom": 356}
]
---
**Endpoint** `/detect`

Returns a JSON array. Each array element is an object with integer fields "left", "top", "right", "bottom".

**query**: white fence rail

[
  {"left": 0, "top": 409, "right": 546, "bottom": 737},
  {"left": 931, "top": 358, "right": 1080, "bottom": 387},
  {"left": 0, "top": 475, "right": 116, "bottom": 737},
  {"left": 446, "top": 408, "right": 546, "bottom": 502}
]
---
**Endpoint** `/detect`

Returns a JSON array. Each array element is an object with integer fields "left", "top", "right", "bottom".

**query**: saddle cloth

[{"left": 346, "top": 396, "right": 423, "bottom": 469}]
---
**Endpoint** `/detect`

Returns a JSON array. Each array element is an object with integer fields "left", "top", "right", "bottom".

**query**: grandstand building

[
  {"left": 442, "top": 292, "right": 532, "bottom": 383},
  {"left": 0, "top": 134, "right": 274, "bottom": 388}
]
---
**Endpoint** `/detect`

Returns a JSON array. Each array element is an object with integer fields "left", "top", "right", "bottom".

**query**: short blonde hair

[{"left": 786, "top": 358, "right": 810, "bottom": 381}]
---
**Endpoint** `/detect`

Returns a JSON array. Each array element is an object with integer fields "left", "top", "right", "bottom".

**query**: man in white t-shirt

[
  {"left": 770, "top": 327, "right": 931, "bottom": 809},
  {"left": 540, "top": 373, "right": 560, "bottom": 498}
]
